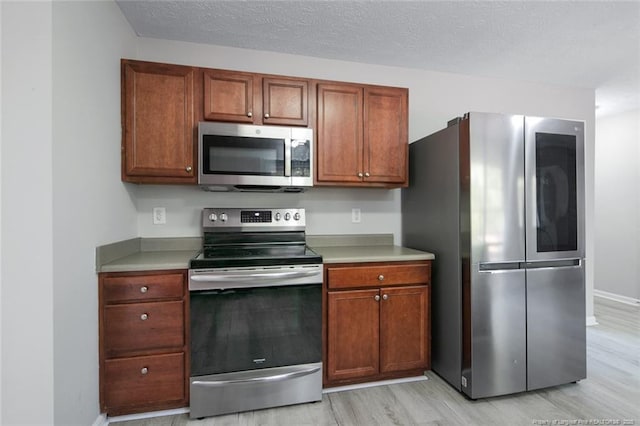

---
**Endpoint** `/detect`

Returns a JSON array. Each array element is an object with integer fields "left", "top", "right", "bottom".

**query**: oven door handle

[
  {"left": 192, "top": 365, "right": 321, "bottom": 387},
  {"left": 190, "top": 269, "right": 320, "bottom": 282}
]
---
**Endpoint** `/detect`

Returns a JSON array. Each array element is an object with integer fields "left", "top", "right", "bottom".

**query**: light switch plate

[
  {"left": 153, "top": 207, "right": 166, "bottom": 225},
  {"left": 351, "top": 208, "right": 361, "bottom": 223}
]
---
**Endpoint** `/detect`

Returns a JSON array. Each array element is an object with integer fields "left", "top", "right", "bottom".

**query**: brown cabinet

[
  {"left": 316, "top": 83, "right": 408, "bottom": 187},
  {"left": 99, "top": 270, "right": 188, "bottom": 415},
  {"left": 203, "top": 69, "right": 309, "bottom": 126},
  {"left": 121, "top": 59, "right": 197, "bottom": 184},
  {"left": 324, "top": 261, "right": 430, "bottom": 386},
  {"left": 120, "top": 59, "right": 411, "bottom": 187}
]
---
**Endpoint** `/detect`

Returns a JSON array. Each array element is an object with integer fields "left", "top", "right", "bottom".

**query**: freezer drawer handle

[
  {"left": 192, "top": 365, "right": 321, "bottom": 387},
  {"left": 523, "top": 259, "right": 581, "bottom": 269},
  {"left": 478, "top": 262, "right": 521, "bottom": 272},
  {"left": 479, "top": 259, "right": 582, "bottom": 272}
]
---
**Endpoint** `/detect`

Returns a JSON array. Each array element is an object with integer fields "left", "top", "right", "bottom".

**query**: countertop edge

[{"left": 96, "top": 236, "right": 435, "bottom": 273}]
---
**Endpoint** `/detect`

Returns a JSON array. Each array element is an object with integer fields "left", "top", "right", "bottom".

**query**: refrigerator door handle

[
  {"left": 478, "top": 262, "right": 522, "bottom": 272},
  {"left": 523, "top": 259, "right": 582, "bottom": 269}
]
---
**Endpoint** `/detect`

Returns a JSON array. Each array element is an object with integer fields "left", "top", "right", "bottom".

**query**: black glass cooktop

[{"left": 190, "top": 244, "right": 322, "bottom": 269}]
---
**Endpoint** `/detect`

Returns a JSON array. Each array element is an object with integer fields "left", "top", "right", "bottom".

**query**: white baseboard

[
  {"left": 322, "top": 374, "right": 428, "bottom": 394},
  {"left": 594, "top": 289, "right": 640, "bottom": 306},
  {"left": 586, "top": 316, "right": 599, "bottom": 326},
  {"left": 92, "top": 414, "right": 108, "bottom": 426},
  {"left": 102, "top": 407, "right": 189, "bottom": 424}
]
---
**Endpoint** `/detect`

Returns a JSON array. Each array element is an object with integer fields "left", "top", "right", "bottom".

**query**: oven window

[
  {"left": 203, "top": 135, "right": 284, "bottom": 176},
  {"left": 190, "top": 284, "right": 321, "bottom": 376}
]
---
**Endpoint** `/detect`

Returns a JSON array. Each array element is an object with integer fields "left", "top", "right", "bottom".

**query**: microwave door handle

[{"left": 284, "top": 138, "right": 292, "bottom": 177}]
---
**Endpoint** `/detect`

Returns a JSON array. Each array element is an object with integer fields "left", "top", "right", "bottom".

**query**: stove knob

[
  {"left": 275, "top": 213, "right": 281, "bottom": 221},
  {"left": 284, "top": 212, "right": 291, "bottom": 221},
  {"left": 294, "top": 212, "right": 301, "bottom": 221},
  {"left": 208, "top": 213, "right": 218, "bottom": 222},
  {"left": 220, "top": 213, "right": 228, "bottom": 222}
]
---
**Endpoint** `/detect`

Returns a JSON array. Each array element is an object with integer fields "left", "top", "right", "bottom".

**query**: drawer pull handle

[
  {"left": 374, "top": 295, "right": 381, "bottom": 302},
  {"left": 140, "top": 313, "right": 148, "bottom": 321},
  {"left": 140, "top": 286, "right": 148, "bottom": 293},
  {"left": 378, "top": 275, "right": 384, "bottom": 281},
  {"left": 141, "top": 367, "right": 148, "bottom": 375},
  {"left": 382, "top": 294, "right": 389, "bottom": 301}
]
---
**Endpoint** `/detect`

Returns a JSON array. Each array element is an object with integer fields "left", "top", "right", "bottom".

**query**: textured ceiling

[{"left": 116, "top": 0, "right": 640, "bottom": 116}]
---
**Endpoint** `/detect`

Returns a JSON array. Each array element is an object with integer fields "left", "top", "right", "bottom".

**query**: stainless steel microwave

[{"left": 198, "top": 122, "right": 313, "bottom": 192}]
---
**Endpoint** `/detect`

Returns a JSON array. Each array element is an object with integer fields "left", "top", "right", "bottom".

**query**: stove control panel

[{"left": 202, "top": 208, "right": 306, "bottom": 231}]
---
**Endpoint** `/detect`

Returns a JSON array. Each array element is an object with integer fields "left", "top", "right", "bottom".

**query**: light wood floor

[{"left": 113, "top": 297, "right": 640, "bottom": 426}]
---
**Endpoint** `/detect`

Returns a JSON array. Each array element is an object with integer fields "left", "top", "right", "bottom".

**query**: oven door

[
  {"left": 188, "top": 264, "right": 323, "bottom": 418},
  {"left": 189, "top": 264, "right": 322, "bottom": 376}
]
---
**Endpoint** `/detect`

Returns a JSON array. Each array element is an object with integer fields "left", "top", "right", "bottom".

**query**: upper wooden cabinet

[
  {"left": 119, "top": 59, "right": 409, "bottom": 186},
  {"left": 316, "top": 83, "right": 408, "bottom": 187},
  {"left": 203, "top": 69, "right": 309, "bottom": 126},
  {"left": 121, "top": 59, "right": 197, "bottom": 184}
]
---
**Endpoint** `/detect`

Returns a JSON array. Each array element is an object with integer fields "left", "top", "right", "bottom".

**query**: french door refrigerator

[{"left": 402, "top": 112, "right": 586, "bottom": 399}]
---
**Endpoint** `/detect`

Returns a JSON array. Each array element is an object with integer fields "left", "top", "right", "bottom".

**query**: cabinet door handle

[
  {"left": 365, "top": 172, "right": 370, "bottom": 177},
  {"left": 247, "top": 111, "right": 253, "bottom": 118},
  {"left": 140, "top": 286, "right": 148, "bottom": 293},
  {"left": 141, "top": 367, "right": 148, "bottom": 375},
  {"left": 382, "top": 294, "right": 389, "bottom": 301},
  {"left": 264, "top": 113, "right": 270, "bottom": 119},
  {"left": 140, "top": 313, "right": 148, "bottom": 321},
  {"left": 374, "top": 294, "right": 381, "bottom": 302},
  {"left": 357, "top": 172, "right": 363, "bottom": 178},
  {"left": 185, "top": 166, "right": 192, "bottom": 172},
  {"left": 378, "top": 274, "right": 385, "bottom": 281}
]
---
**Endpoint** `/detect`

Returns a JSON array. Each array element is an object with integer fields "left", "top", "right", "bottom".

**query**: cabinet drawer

[
  {"left": 327, "top": 263, "right": 430, "bottom": 289},
  {"left": 104, "top": 352, "right": 185, "bottom": 409},
  {"left": 103, "top": 273, "right": 184, "bottom": 303},
  {"left": 104, "top": 301, "right": 184, "bottom": 355}
]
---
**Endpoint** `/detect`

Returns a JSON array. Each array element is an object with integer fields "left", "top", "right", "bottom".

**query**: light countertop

[{"left": 96, "top": 234, "right": 434, "bottom": 273}]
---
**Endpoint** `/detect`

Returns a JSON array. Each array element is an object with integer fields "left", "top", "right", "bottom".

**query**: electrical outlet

[
  {"left": 351, "top": 208, "right": 361, "bottom": 223},
  {"left": 153, "top": 207, "right": 166, "bottom": 225}
]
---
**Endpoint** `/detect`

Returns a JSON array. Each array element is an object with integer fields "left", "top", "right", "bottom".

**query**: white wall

[
  {"left": 51, "top": 1, "right": 138, "bottom": 424},
  {"left": 595, "top": 109, "right": 640, "bottom": 300},
  {"left": 0, "top": 2, "right": 4, "bottom": 421},
  {"left": 1, "top": 1, "right": 137, "bottom": 425},
  {"left": 132, "top": 38, "right": 596, "bottom": 320},
  {"left": 1, "top": 2, "right": 55, "bottom": 424}
]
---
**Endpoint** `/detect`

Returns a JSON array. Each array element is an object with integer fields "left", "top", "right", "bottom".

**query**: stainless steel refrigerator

[{"left": 402, "top": 112, "right": 586, "bottom": 399}]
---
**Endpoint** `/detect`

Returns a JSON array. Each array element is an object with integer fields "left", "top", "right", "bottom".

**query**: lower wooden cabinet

[
  {"left": 103, "top": 353, "right": 185, "bottom": 409},
  {"left": 99, "top": 270, "right": 188, "bottom": 415},
  {"left": 324, "top": 261, "right": 431, "bottom": 386}
]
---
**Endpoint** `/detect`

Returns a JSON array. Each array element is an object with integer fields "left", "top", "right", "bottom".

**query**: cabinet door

[
  {"left": 203, "top": 69, "right": 256, "bottom": 123},
  {"left": 363, "top": 86, "right": 408, "bottom": 185},
  {"left": 122, "top": 60, "right": 196, "bottom": 183},
  {"left": 379, "top": 285, "right": 429, "bottom": 373},
  {"left": 316, "top": 84, "right": 363, "bottom": 183},
  {"left": 262, "top": 77, "right": 308, "bottom": 126},
  {"left": 327, "top": 289, "right": 379, "bottom": 381}
]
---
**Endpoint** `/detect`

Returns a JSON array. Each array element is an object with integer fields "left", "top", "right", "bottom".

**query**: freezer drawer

[
  {"left": 526, "top": 261, "right": 586, "bottom": 390},
  {"left": 465, "top": 267, "right": 527, "bottom": 399}
]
